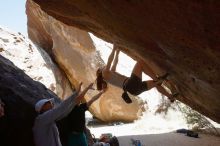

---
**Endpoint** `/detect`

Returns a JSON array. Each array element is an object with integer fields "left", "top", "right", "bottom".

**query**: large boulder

[
  {"left": 0, "top": 54, "right": 60, "bottom": 146},
  {"left": 26, "top": 0, "right": 143, "bottom": 122},
  {"left": 32, "top": 0, "right": 220, "bottom": 123}
]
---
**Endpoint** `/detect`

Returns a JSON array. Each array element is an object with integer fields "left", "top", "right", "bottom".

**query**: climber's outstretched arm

[
  {"left": 111, "top": 49, "right": 120, "bottom": 72},
  {"left": 105, "top": 45, "right": 117, "bottom": 71}
]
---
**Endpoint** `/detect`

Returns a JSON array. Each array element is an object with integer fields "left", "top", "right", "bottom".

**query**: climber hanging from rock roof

[{"left": 96, "top": 45, "right": 179, "bottom": 104}]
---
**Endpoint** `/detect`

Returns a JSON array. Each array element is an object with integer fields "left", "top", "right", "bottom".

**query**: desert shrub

[{"left": 177, "top": 102, "right": 220, "bottom": 136}]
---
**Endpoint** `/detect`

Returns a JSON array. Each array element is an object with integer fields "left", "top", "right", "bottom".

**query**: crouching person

[{"left": 33, "top": 83, "right": 93, "bottom": 146}]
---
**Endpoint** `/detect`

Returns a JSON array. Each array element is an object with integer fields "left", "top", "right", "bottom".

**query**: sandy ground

[{"left": 117, "top": 132, "right": 220, "bottom": 146}]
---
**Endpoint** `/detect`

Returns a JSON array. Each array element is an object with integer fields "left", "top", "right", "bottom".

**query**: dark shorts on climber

[
  {"left": 122, "top": 74, "right": 148, "bottom": 104},
  {"left": 124, "top": 73, "right": 148, "bottom": 96}
]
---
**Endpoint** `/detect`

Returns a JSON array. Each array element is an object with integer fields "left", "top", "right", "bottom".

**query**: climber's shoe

[
  {"left": 176, "top": 128, "right": 188, "bottom": 134},
  {"left": 122, "top": 91, "right": 132, "bottom": 104},
  {"left": 169, "top": 92, "right": 179, "bottom": 103}
]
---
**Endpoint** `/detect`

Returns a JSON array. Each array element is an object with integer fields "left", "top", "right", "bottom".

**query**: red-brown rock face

[
  {"left": 31, "top": 0, "right": 220, "bottom": 123},
  {"left": 26, "top": 0, "right": 144, "bottom": 122}
]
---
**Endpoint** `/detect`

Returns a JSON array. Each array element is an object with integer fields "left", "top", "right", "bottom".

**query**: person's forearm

[
  {"left": 72, "top": 83, "right": 94, "bottom": 107},
  {"left": 56, "top": 91, "right": 80, "bottom": 119},
  {"left": 36, "top": 83, "right": 93, "bottom": 124}
]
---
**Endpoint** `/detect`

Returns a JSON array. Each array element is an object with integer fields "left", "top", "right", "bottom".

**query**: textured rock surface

[
  {"left": 0, "top": 54, "right": 60, "bottom": 146},
  {"left": 32, "top": 0, "right": 220, "bottom": 123},
  {"left": 0, "top": 27, "right": 72, "bottom": 99},
  {"left": 27, "top": 0, "right": 143, "bottom": 122}
]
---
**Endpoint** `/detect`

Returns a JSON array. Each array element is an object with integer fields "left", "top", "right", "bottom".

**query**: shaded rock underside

[{"left": 0, "top": 55, "right": 58, "bottom": 146}]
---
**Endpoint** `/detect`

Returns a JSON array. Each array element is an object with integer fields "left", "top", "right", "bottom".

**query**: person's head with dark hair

[{"left": 35, "top": 98, "right": 54, "bottom": 114}]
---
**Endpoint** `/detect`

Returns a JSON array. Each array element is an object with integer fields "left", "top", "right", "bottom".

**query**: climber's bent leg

[{"left": 131, "top": 62, "right": 143, "bottom": 80}]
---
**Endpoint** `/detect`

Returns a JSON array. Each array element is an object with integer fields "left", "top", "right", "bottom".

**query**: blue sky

[{"left": 0, "top": 0, "right": 27, "bottom": 35}]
